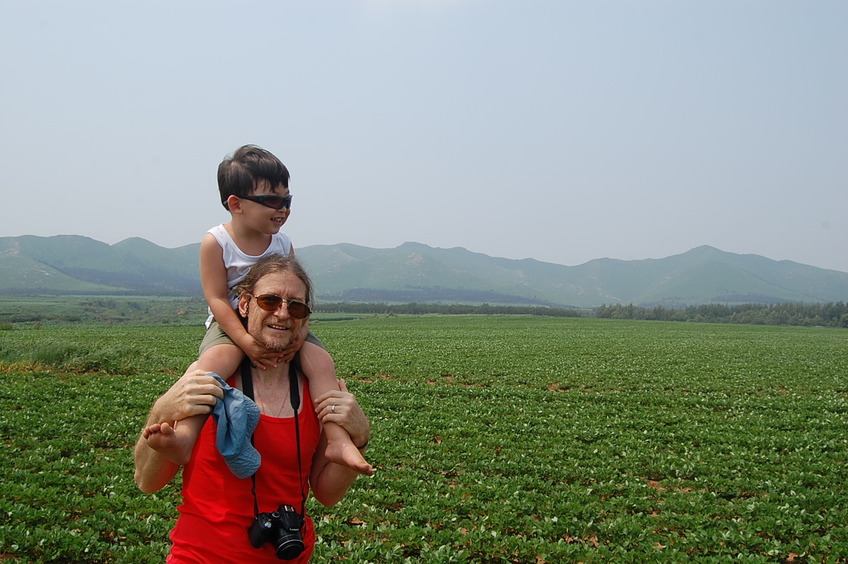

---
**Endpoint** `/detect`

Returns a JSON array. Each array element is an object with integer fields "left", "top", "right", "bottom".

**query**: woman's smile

[{"left": 266, "top": 321, "right": 292, "bottom": 332}]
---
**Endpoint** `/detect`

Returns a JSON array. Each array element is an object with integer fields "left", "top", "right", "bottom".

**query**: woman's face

[{"left": 240, "top": 270, "right": 308, "bottom": 352}]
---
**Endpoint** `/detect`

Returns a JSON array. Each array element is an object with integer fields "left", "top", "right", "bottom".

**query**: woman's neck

[
  {"left": 250, "top": 361, "right": 290, "bottom": 387},
  {"left": 249, "top": 362, "right": 298, "bottom": 417}
]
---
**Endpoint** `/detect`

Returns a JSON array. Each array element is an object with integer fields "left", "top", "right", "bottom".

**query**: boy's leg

[
  {"left": 300, "top": 341, "right": 373, "bottom": 476},
  {"left": 198, "top": 320, "right": 244, "bottom": 378},
  {"left": 197, "top": 343, "right": 244, "bottom": 379}
]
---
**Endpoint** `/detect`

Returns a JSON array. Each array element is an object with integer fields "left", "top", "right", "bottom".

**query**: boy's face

[{"left": 236, "top": 180, "right": 291, "bottom": 234}]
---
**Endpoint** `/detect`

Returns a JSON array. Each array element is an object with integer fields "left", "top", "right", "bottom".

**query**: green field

[{"left": 1, "top": 317, "right": 847, "bottom": 562}]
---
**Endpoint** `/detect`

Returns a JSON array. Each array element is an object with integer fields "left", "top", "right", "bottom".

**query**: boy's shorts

[{"left": 200, "top": 320, "right": 325, "bottom": 356}]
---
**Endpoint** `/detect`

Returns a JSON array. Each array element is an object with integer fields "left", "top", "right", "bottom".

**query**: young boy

[{"left": 148, "top": 145, "right": 372, "bottom": 475}]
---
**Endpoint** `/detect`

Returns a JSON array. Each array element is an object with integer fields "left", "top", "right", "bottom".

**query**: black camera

[{"left": 248, "top": 504, "right": 306, "bottom": 560}]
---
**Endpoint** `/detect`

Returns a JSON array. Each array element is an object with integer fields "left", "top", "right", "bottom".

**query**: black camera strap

[{"left": 240, "top": 356, "right": 308, "bottom": 517}]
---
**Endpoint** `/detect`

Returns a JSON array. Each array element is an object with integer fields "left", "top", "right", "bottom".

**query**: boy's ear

[{"left": 226, "top": 195, "right": 243, "bottom": 213}]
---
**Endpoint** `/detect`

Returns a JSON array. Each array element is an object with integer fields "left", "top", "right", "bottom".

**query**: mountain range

[{"left": 1, "top": 235, "right": 846, "bottom": 308}]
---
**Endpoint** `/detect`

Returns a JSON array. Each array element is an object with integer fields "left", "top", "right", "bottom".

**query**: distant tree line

[
  {"left": 3, "top": 296, "right": 846, "bottom": 329},
  {"left": 316, "top": 302, "right": 585, "bottom": 317},
  {"left": 317, "top": 301, "right": 848, "bottom": 327},
  {"left": 329, "top": 288, "right": 561, "bottom": 307},
  {"left": 593, "top": 302, "right": 848, "bottom": 328}
]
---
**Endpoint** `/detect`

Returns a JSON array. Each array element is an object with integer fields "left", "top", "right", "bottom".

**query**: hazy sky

[{"left": 2, "top": 1, "right": 846, "bottom": 273}]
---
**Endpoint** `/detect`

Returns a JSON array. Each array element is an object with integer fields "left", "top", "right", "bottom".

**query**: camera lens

[{"left": 275, "top": 533, "right": 305, "bottom": 560}]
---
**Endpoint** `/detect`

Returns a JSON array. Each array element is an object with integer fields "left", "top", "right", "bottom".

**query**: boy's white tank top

[{"left": 204, "top": 224, "right": 292, "bottom": 327}]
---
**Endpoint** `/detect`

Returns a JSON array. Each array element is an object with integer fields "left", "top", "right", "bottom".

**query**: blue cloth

[{"left": 209, "top": 373, "right": 261, "bottom": 479}]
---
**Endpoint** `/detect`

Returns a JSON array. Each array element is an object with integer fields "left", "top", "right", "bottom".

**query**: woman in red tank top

[{"left": 134, "top": 256, "right": 371, "bottom": 562}]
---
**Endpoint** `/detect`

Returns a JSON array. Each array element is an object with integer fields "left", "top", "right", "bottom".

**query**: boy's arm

[
  {"left": 200, "top": 234, "right": 252, "bottom": 349},
  {"left": 200, "top": 235, "right": 279, "bottom": 368}
]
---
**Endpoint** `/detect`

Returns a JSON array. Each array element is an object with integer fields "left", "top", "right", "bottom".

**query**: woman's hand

[
  {"left": 149, "top": 364, "right": 224, "bottom": 424},
  {"left": 313, "top": 379, "right": 370, "bottom": 448}
]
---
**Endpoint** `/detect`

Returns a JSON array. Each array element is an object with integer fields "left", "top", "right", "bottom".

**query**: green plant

[{"left": 1, "top": 318, "right": 846, "bottom": 562}]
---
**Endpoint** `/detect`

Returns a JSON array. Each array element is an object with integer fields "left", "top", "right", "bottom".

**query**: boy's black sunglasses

[
  {"left": 239, "top": 194, "right": 292, "bottom": 210},
  {"left": 248, "top": 294, "right": 311, "bottom": 319}
]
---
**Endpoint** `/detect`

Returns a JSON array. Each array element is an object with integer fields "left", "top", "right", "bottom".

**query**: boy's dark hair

[{"left": 217, "top": 145, "right": 290, "bottom": 210}]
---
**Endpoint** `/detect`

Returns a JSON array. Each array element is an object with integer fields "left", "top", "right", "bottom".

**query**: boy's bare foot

[
  {"left": 144, "top": 422, "right": 194, "bottom": 466},
  {"left": 326, "top": 440, "right": 374, "bottom": 476}
]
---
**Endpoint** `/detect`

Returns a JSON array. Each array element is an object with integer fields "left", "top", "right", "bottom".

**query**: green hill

[
  {"left": 0, "top": 236, "right": 200, "bottom": 295},
  {"left": 299, "top": 242, "right": 848, "bottom": 307},
  {"left": 1, "top": 236, "right": 846, "bottom": 307}
]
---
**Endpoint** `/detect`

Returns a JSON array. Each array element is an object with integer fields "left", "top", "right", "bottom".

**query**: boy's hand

[
  {"left": 276, "top": 323, "right": 310, "bottom": 363},
  {"left": 240, "top": 336, "right": 301, "bottom": 368},
  {"left": 241, "top": 323, "right": 309, "bottom": 368},
  {"left": 242, "top": 338, "right": 284, "bottom": 369}
]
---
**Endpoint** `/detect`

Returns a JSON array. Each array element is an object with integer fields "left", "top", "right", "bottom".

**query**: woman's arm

[
  {"left": 133, "top": 426, "right": 181, "bottom": 493},
  {"left": 309, "top": 380, "right": 372, "bottom": 506},
  {"left": 133, "top": 364, "right": 222, "bottom": 493}
]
